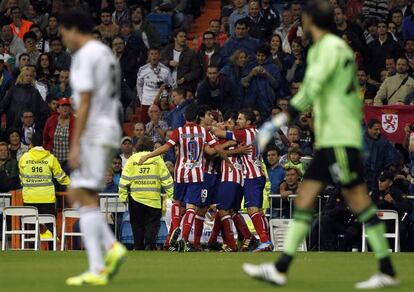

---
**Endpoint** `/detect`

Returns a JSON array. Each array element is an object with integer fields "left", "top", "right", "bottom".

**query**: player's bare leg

[
  {"left": 66, "top": 188, "right": 126, "bottom": 286},
  {"left": 243, "top": 179, "right": 322, "bottom": 285},
  {"left": 342, "top": 184, "right": 399, "bottom": 289}
]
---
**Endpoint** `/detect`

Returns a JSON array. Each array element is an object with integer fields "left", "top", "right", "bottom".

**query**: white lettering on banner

[{"left": 381, "top": 114, "right": 398, "bottom": 133}]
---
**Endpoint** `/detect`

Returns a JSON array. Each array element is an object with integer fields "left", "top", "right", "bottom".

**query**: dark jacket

[
  {"left": 0, "top": 84, "right": 49, "bottom": 130},
  {"left": 196, "top": 75, "right": 241, "bottom": 113},
  {"left": 119, "top": 50, "right": 139, "bottom": 90},
  {"left": 198, "top": 44, "right": 221, "bottom": 78},
  {"left": 371, "top": 186, "right": 413, "bottom": 217},
  {"left": 220, "top": 35, "right": 261, "bottom": 66},
  {"left": 0, "top": 158, "right": 19, "bottom": 192},
  {"left": 242, "top": 58, "right": 281, "bottom": 120},
  {"left": 363, "top": 132, "right": 398, "bottom": 191},
  {"left": 48, "top": 51, "right": 71, "bottom": 71},
  {"left": 165, "top": 98, "right": 193, "bottom": 129},
  {"left": 244, "top": 14, "right": 268, "bottom": 41},
  {"left": 42, "top": 112, "right": 75, "bottom": 152},
  {"left": 134, "top": 18, "right": 161, "bottom": 49},
  {"left": 161, "top": 44, "right": 201, "bottom": 92},
  {"left": 219, "top": 64, "right": 246, "bottom": 104},
  {"left": 367, "top": 35, "right": 402, "bottom": 82},
  {"left": 0, "top": 69, "right": 13, "bottom": 100},
  {"left": 283, "top": 53, "right": 306, "bottom": 83}
]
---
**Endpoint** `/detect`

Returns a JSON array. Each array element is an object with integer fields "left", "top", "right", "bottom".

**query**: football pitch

[{"left": 0, "top": 252, "right": 413, "bottom": 292}]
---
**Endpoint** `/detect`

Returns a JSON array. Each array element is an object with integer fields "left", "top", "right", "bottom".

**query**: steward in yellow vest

[{"left": 119, "top": 136, "right": 173, "bottom": 250}]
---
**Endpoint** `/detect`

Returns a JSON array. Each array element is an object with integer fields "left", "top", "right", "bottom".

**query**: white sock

[
  {"left": 79, "top": 208, "right": 105, "bottom": 275},
  {"left": 99, "top": 215, "right": 116, "bottom": 251}
]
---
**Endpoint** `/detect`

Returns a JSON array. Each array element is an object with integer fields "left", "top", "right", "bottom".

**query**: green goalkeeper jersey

[{"left": 290, "top": 33, "right": 363, "bottom": 150}]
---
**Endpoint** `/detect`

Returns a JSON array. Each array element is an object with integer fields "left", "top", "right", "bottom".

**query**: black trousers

[{"left": 128, "top": 197, "right": 161, "bottom": 250}]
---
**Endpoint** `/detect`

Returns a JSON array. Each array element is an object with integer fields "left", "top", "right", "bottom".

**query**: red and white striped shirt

[
  {"left": 229, "top": 126, "right": 264, "bottom": 179},
  {"left": 220, "top": 144, "right": 244, "bottom": 185},
  {"left": 204, "top": 132, "right": 220, "bottom": 175},
  {"left": 167, "top": 123, "right": 218, "bottom": 183}
]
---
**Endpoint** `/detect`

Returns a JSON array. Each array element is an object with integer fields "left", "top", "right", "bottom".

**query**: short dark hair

[
  {"left": 367, "top": 118, "right": 381, "bottom": 128},
  {"left": 100, "top": 7, "right": 112, "bottom": 16},
  {"left": 173, "top": 29, "right": 186, "bottom": 38},
  {"left": 60, "top": 8, "right": 94, "bottom": 34},
  {"left": 135, "top": 136, "right": 154, "bottom": 152},
  {"left": 7, "top": 128, "right": 21, "bottom": 139},
  {"left": 224, "top": 111, "right": 238, "bottom": 121},
  {"left": 239, "top": 109, "right": 255, "bottom": 125},
  {"left": 18, "top": 53, "right": 29, "bottom": 61},
  {"left": 49, "top": 36, "right": 62, "bottom": 44},
  {"left": 203, "top": 31, "right": 215, "bottom": 39},
  {"left": 113, "top": 155, "right": 122, "bottom": 162},
  {"left": 198, "top": 104, "right": 212, "bottom": 120},
  {"left": 209, "top": 19, "right": 220, "bottom": 25},
  {"left": 184, "top": 103, "right": 199, "bottom": 122},
  {"left": 391, "top": 8, "right": 403, "bottom": 16},
  {"left": 266, "top": 144, "right": 281, "bottom": 156},
  {"left": 256, "top": 44, "right": 270, "bottom": 57},
  {"left": 303, "top": 0, "right": 334, "bottom": 31},
  {"left": 148, "top": 46, "right": 160, "bottom": 52},
  {"left": 234, "top": 18, "right": 249, "bottom": 28},
  {"left": 404, "top": 38, "right": 414, "bottom": 45},
  {"left": 377, "top": 20, "right": 387, "bottom": 27},
  {"left": 30, "top": 133, "right": 43, "bottom": 147},
  {"left": 172, "top": 87, "right": 185, "bottom": 97},
  {"left": 23, "top": 31, "right": 37, "bottom": 42}
]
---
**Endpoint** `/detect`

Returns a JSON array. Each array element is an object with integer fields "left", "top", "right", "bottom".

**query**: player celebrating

[
  {"left": 242, "top": 0, "right": 398, "bottom": 289},
  {"left": 60, "top": 9, "right": 127, "bottom": 286},
  {"left": 139, "top": 104, "right": 233, "bottom": 251},
  {"left": 212, "top": 109, "right": 273, "bottom": 252}
]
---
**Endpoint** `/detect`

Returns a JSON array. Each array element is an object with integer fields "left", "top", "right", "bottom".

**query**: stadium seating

[
  {"left": 146, "top": 13, "right": 172, "bottom": 45},
  {"left": 22, "top": 214, "right": 57, "bottom": 251},
  {"left": 100, "top": 194, "right": 128, "bottom": 239},
  {"left": 362, "top": 210, "right": 400, "bottom": 252},
  {"left": 61, "top": 208, "right": 82, "bottom": 251},
  {"left": 270, "top": 218, "right": 307, "bottom": 252},
  {"left": 2, "top": 206, "right": 39, "bottom": 251}
]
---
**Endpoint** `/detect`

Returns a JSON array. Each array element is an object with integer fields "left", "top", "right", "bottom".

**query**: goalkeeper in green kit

[{"left": 242, "top": 0, "right": 399, "bottom": 289}]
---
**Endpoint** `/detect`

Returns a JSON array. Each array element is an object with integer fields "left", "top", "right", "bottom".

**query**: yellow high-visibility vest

[
  {"left": 119, "top": 151, "right": 173, "bottom": 209},
  {"left": 19, "top": 147, "right": 70, "bottom": 203}
]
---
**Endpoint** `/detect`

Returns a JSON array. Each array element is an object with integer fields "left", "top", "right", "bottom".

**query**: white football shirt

[{"left": 70, "top": 40, "right": 122, "bottom": 146}]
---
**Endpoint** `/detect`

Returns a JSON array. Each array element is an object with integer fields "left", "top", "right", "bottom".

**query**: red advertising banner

[{"left": 364, "top": 105, "right": 414, "bottom": 144}]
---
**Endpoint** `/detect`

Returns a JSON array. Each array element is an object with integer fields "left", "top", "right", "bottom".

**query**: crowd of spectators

[{"left": 0, "top": 0, "right": 414, "bottom": 251}]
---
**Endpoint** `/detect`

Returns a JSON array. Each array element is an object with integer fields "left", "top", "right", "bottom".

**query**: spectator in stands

[
  {"left": 137, "top": 47, "right": 173, "bottom": 123},
  {"left": 7, "top": 128, "right": 27, "bottom": 161},
  {"left": 367, "top": 21, "right": 402, "bottom": 82},
  {"left": 333, "top": 6, "right": 365, "bottom": 45},
  {"left": 36, "top": 53, "right": 57, "bottom": 87},
  {"left": 363, "top": 17, "right": 378, "bottom": 45},
  {"left": 161, "top": 30, "right": 200, "bottom": 93},
  {"left": 374, "top": 57, "right": 414, "bottom": 105},
  {"left": 284, "top": 146, "right": 305, "bottom": 176},
  {"left": 49, "top": 69, "right": 71, "bottom": 99},
  {"left": 0, "top": 55, "right": 12, "bottom": 98},
  {"left": 26, "top": 3, "right": 48, "bottom": 30},
  {"left": 228, "top": 0, "right": 248, "bottom": 37},
  {"left": 130, "top": 5, "right": 160, "bottom": 49},
  {"left": 96, "top": 7, "right": 119, "bottom": 43},
  {"left": 45, "top": 14, "right": 59, "bottom": 40},
  {"left": 196, "top": 19, "right": 228, "bottom": 49},
  {"left": 112, "top": 36, "right": 138, "bottom": 91},
  {"left": 221, "top": 18, "right": 261, "bottom": 65},
  {"left": 1, "top": 24, "right": 24, "bottom": 56},
  {"left": 244, "top": 0, "right": 267, "bottom": 41},
  {"left": 197, "top": 65, "right": 241, "bottom": 113},
  {"left": 21, "top": 31, "right": 39, "bottom": 66},
  {"left": 20, "top": 109, "right": 38, "bottom": 145},
  {"left": 284, "top": 125, "right": 313, "bottom": 157},
  {"left": 274, "top": 8, "right": 294, "bottom": 53},
  {"left": 403, "top": 1, "right": 414, "bottom": 40},
  {"left": 358, "top": 67, "right": 378, "bottom": 99},
  {"left": 283, "top": 37, "right": 306, "bottom": 83},
  {"left": 261, "top": 0, "right": 280, "bottom": 33},
  {"left": 42, "top": 98, "right": 74, "bottom": 170},
  {"left": 405, "top": 38, "right": 414, "bottom": 69},
  {"left": 119, "top": 21, "right": 148, "bottom": 66},
  {"left": 112, "top": 0, "right": 131, "bottom": 26},
  {"left": 385, "top": 56, "right": 397, "bottom": 76},
  {"left": 320, "top": 187, "right": 355, "bottom": 251},
  {"left": 120, "top": 136, "right": 134, "bottom": 167},
  {"left": 0, "top": 141, "right": 19, "bottom": 192},
  {"left": 269, "top": 33, "right": 286, "bottom": 71},
  {"left": 362, "top": 0, "right": 389, "bottom": 21},
  {"left": 219, "top": 49, "right": 247, "bottom": 101},
  {"left": 132, "top": 122, "right": 146, "bottom": 146},
  {"left": 111, "top": 156, "right": 123, "bottom": 187},
  {"left": 9, "top": 6, "right": 32, "bottom": 40},
  {"left": 278, "top": 166, "right": 301, "bottom": 218},
  {"left": 241, "top": 45, "right": 280, "bottom": 120},
  {"left": 29, "top": 24, "right": 49, "bottom": 53},
  {"left": 164, "top": 87, "right": 191, "bottom": 129},
  {"left": 266, "top": 144, "right": 285, "bottom": 194},
  {"left": 12, "top": 51, "right": 31, "bottom": 79},
  {"left": 146, "top": 104, "right": 168, "bottom": 142},
  {"left": 371, "top": 170, "right": 413, "bottom": 251},
  {"left": 103, "top": 170, "right": 118, "bottom": 193},
  {"left": 0, "top": 66, "right": 48, "bottom": 130},
  {"left": 391, "top": 9, "right": 404, "bottom": 40},
  {"left": 198, "top": 31, "right": 221, "bottom": 77},
  {"left": 48, "top": 37, "right": 71, "bottom": 71},
  {"left": 364, "top": 119, "right": 398, "bottom": 192}
]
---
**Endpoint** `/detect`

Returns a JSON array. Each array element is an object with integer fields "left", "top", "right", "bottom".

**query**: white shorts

[{"left": 70, "top": 142, "right": 117, "bottom": 191}]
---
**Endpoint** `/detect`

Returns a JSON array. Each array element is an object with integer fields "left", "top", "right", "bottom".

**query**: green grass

[{"left": 0, "top": 252, "right": 413, "bottom": 291}]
